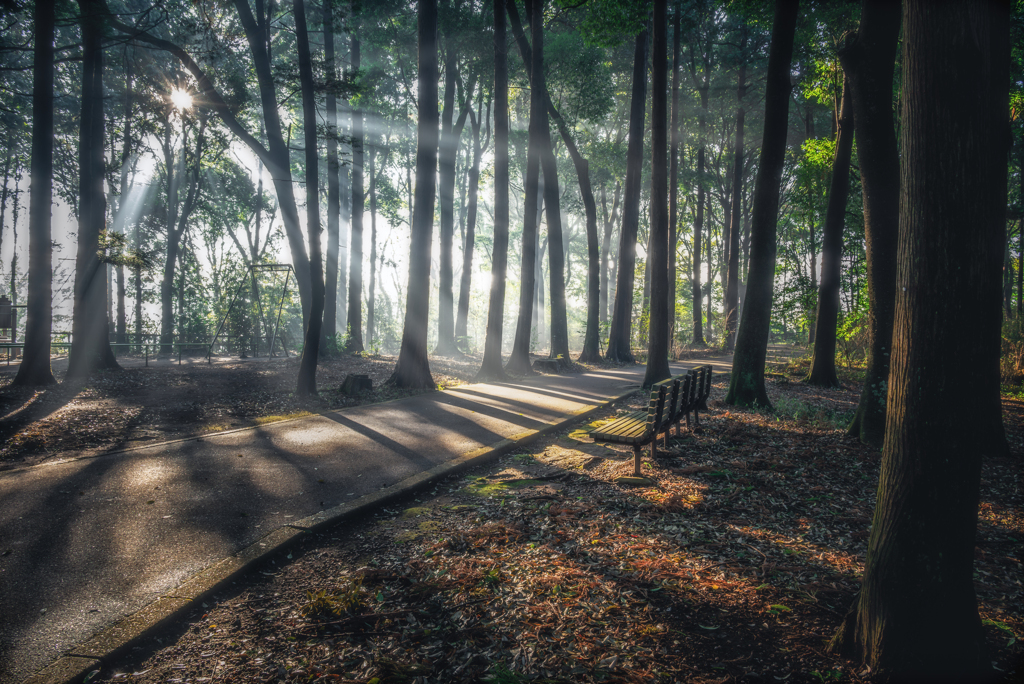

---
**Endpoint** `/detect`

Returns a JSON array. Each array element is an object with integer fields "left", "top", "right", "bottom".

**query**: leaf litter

[{"left": 86, "top": 371, "right": 1024, "bottom": 683}]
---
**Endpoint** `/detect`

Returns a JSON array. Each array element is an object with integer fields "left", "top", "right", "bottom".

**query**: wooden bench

[
  {"left": 662, "top": 364, "right": 713, "bottom": 439},
  {"left": 590, "top": 383, "right": 668, "bottom": 477}
]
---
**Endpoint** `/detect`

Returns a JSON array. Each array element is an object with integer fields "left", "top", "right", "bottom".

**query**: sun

[{"left": 170, "top": 88, "right": 193, "bottom": 112}]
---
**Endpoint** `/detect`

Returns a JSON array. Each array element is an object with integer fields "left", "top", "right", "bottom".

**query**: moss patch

[
  {"left": 460, "top": 478, "right": 547, "bottom": 497},
  {"left": 400, "top": 507, "right": 432, "bottom": 519}
]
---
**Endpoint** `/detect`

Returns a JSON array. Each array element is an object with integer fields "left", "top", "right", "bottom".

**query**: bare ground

[
  {"left": 0, "top": 351, "right": 486, "bottom": 469},
  {"left": 32, "top": 362, "right": 1020, "bottom": 684}
]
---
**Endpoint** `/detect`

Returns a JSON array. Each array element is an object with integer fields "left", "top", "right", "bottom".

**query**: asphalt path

[{"left": 0, "top": 357, "right": 732, "bottom": 683}]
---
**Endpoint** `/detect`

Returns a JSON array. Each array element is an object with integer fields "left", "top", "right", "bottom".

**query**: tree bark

[
  {"left": 643, "top": 0, "right": 671, "bottom": 388},
  {"left": 828, "top": 3, "right": 1010, "bottom": 677},
  {"left": 505, "top": 0, "right": 547, "bottom": 375},
  {"left": 455, "top": 97, "right": 486, "bottom": 350},
  {"left": 67, "top": 0, "right": 120, "bottom": 378},
  {"left": 13, "top": 0, "right": 56, "bottom": 386},
  {"left": 347, "top": 25, "right": 365, "bottom": 352},
  {"left": 668, "top": 8, "right": 682, "bottom": 354},
  {"left": 725, "top": 0, "right": 799, "bottom": 408},
  {"left": 506, "top": 0, "right": 597, "bottom": 363},
  {"left": 606, "top": 25, "right": 649, "bottom": 364},
  {"left": 295, "top": 0, "right": 324, "bottom": 396},
  {"left": 600, "top": 182, "right": 621, "bottom": 326},
  {"left": 367, "top": 146, "right": 377, "bottom": 348},
  {"left": 322, "top": 0, "right": 340, "bottom": 353},
  {"left": 391, "top": 0, "right": 438, "bottom": 389},
  {"left": 724, "top": 27, "right": 746, "bottom": 352},
  {"left": 807, "top": 76, "right": 854, "bottom": 388},
  {"left": 477, "top": 0, "right": 510, "bottom": 381},
  {"left": 839, "top": 0, "right": 901, "bottom": 446},
  {"left": 690, "top": 41, "right": 710, "bottom": 348},
  {"left": 434, "top": 56, "right": 475, "bottom": 356}
]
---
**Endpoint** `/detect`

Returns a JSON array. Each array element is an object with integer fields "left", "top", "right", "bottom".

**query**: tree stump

[{"left": 341, "top": 374, "right": 373, "bottom": 395}]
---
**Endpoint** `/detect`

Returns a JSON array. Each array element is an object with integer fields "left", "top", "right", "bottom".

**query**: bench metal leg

[{"left": 632, "top": 445, "right": 642, "bottom": 476}]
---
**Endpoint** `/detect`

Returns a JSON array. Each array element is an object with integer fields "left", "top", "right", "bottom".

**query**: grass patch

[{"left": 253, "top": 410, "right": 315, "bottom": 425}]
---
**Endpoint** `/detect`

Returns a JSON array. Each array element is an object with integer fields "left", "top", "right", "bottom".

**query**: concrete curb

[{"left": 22, "top": 386, "right": 640, "bottom": 684}]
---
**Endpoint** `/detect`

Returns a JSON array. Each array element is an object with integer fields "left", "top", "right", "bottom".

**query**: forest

[{"left": 0, "top": 0, "right": 1023, "bottom": 682}]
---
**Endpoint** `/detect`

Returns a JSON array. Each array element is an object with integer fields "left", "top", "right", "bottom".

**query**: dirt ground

[
  {"left": 47, "top": 363, "right": 1021, "bottom": 684},
  {"left": 0, "top": 351, "right": 485, "bottom": 469}
]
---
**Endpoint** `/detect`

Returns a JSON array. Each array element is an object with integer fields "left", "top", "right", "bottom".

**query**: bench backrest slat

[
  {"left": 646, "top": 383, "right": 668, "bottom": 430},
  {"left": 657, "top": 377, "right": 680, "bottom": 424},
  {"left": 700, "top": 365, "right": 712, "bottom": 408}
]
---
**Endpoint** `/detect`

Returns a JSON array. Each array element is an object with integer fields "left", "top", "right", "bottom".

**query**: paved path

[{"left": 0, "top": 357, "right": 732, "bottom": 683}]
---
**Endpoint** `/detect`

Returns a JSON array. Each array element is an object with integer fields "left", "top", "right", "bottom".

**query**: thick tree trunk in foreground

[
  {"left": 724, "top": 28, "right": 747, "bottom": 352},
  {"left": 839, "top": 0, "right": 900, "bottom": 446},
  {"left": 829, "top": 3, "right": 1010, "bottom": 677},
  {"left": 68, "top": 0, "right": 120, "bottom": 378},
  {"left": 606, "top": 26, "right": 648, "bottom": 364},
  {"left": 477, "top": 0, "right": 510, "bottom": 381},
  {"left": 347, "top": 29, "right": 365, "bottom": 353},
  {"left": 322, "top": 0, "right": 340, "bottom": 354},
  {"left": 807, "top": 76, "right": 854, "bottom": 388},
  {"left": 391, "top": 0, "right": 438, "bottom": 389},
  {"left": 643, "top": 0, "right": 670, "bottom": 388},
  {"left": 13, "top": 0, "right": 56, "bottom": 386},
  {"left": 295, "top": 0, "right": 324, "bottom": 396},
  {"left": 505, "top": 0, "right": 546, "bottom": 375},
  {"left": 725, "top": 0, "right": 798, "bottom": 408}
]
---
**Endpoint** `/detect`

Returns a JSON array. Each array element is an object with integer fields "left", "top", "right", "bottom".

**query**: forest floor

[
  {"left": 0, "top": 351, "right": 489, "bottom": 469},
  {"left": 74, "top": 359, "right": 1023, "bottom": 684}
]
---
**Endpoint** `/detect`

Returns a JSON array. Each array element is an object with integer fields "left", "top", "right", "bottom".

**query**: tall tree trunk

[
  {"left": 391, "top": 0, "right": 438, "bottom": 389},
  {"left": 434, "top": 52, "right": 460, "bottom": 356},
  {"left": 67, "top": 0, "right": 120, "bottom": 378},
  {"left": 807, "top": 76, "right": 854, "bottom": 387},
  {"left": 724, "top": 27, "right": 746, "bottom": 352},
  {"left": 322, "top": 0, "right": 340, "bottom": 353},
  {"left": 339, "top": 110, "right": 350, "bottom": 333},
  {"left": 159, "top": 118, "right": 204, "bottom": 356},
  {"left": 434, "top": 57, "right": 475, "bottom": 356},
  {"left": 477, "top": 0, "right": 510, "bottom": 380},
  {"left": 115, "top": 51, "right": 132, "bottom": 347},
  {"left": 347, "top": 26, "right": 365, "bottom": 352},
  {"left": 691, "top": 62, "right": 709, "bottom": 347},
  {"left": 643, "top": 0, "right": 671, "bottom": 388},
  {"left": 668, "top": 8, "right": 682, "bottom": 354},
  {"left": 505, "top": 0, "right": 599, "bottom": 363},
  {"left": 839, "top": 0, "right": 900, "bottom": 446},
  {"left": 367, "top": 146, "right": 377, "bottom": 348},
  {"left": 600, "top": 182, "right": 621, "bottom": 326},
  {"left": 505, "top": 0, "right": 547, "bottom": 374},
  {"left": 606, "top": 25, "right": 649, "bottom": 363},
  {"left": 13, "top": 0, "right": 56, "bottom": 386},
  {"left": 455, "top": 97, "right": 486, "bottom": 350},
  {"left": 725, "top": 0, "right": 799, "bottom": 408},
  {"left": 295, "top": 0, "right": 324, "bottom": 395},
  {"left": 829, "top": 3, "right": 1010, "bottom": 676}
]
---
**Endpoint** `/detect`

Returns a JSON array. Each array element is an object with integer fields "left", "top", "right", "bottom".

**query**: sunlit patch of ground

[{"left": 92, "top": 372, "right": 1024, "bottom": 684}]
